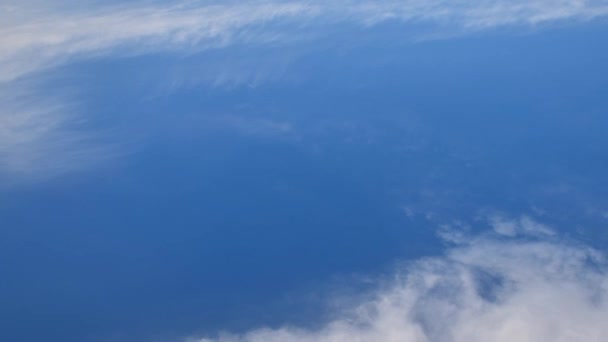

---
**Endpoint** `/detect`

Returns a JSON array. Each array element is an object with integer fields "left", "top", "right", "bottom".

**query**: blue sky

[{"left": 2, "top": 1, "right": 608, "bottom": 341}]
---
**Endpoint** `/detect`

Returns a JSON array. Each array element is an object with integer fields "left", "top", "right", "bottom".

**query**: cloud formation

[
  {"left": 2, "top": 0, "right": 608, "bottom": 82},
  {"left": 488, "top": 214, "right": 556, "bottom": 237},
  {"left": 0, "top": 2, "right": 318, "bottom": 83},
  {"left": 0, "top": 82, "right": 119, "bottom": 183},
  {"left": 192, "top": 222, "right": 608, "bottom": 342},
  {"left": 2, "top": 0, "right": 608, "bottom": 181}
]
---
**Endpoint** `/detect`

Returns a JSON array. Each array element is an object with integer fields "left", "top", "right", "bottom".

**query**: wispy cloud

[
  {"left": 2, "top": 0, "right": 607, "bottom": 82},
  {"left": 192, "top": 229, "right": 608, "bottom": 342},
  {"left": 488, "top": 214, "right": 556, "bottom": 237},
  {"left": 0, "top": 81, "right": 117, "bottom": 183},
  {"left": 1, "top": 0, "right": 607, "bottom": 182},
  {"left": 0, "top": 2, "right": 319, "bottom": 83}
]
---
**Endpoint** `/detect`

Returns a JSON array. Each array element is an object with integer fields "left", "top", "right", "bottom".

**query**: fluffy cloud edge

[{"left": 189, "top": 218, "right": 608, "bottom": 342}]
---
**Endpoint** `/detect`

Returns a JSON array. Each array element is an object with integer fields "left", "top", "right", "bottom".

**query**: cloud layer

[
  {"left": 192, "top": 227, "right": 608, "bottom": 342},
  {"left": 3, "top": 0, "right": 608, "bottom": 82},
  {"left": 2, "top": 0, "right": 608, "bottom": 181}
]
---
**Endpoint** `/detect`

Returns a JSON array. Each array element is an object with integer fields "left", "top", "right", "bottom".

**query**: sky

[{"left": 1, "top": 1, "right": 608, "bottom": 341}]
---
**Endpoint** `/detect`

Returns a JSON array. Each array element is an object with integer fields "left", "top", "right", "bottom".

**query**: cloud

[
  {"left": 2, "top": 0, "right": 608, "bottom": 82},
  {"left": 0, "top": 2, "right": 319, "bottom": 83},
  {"left": 191, "top": 230, "right": 608, "bottom": 342},
  {"left": 216, "top": 115, "right": 294, "bottom": 137},
  {"left": 0, "top": 82, "right": 118, "bottom": 183},
  {"left": 2, "top": 0, "right": 608, "bottom": 182},
  {"left": 488, "top": 214, "right": 556, "bottom": 237}
]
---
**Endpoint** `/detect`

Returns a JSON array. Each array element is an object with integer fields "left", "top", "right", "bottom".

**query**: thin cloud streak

[
  {"left": 0, "top": 82, "right": 118, "bottom": 183},
  {"left": 192, "top": 227, "right": 608, "bottom": 342}
]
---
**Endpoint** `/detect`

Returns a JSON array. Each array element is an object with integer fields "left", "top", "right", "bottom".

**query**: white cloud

[
  {"left": 191, "top": 232, "right": 608, "bottom": 342},
  {"left": 2, "top": 0, "right": 608, "bottom": 182},
  {"left": 0, "top": 82, "right": 118, "bottom": 183},
  {"left": 0, "top": 2, "right": 319, "bottom": 83},
  {"left": 488, "top": 214, "right": 556, "bottom": 237},
  {"left": 2, "top": 0, "right": 607, "bottom": 83}
]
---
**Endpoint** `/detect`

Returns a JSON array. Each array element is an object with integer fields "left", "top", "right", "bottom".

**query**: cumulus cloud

[
  {"left": 2, "top": 0, "right": 608, "bottom": 181},
  {"left": 191, "top": 230, "right": 608, "bottom": 342}
]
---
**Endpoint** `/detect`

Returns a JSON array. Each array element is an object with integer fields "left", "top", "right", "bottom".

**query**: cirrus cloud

[
  {"left": 3, "top": 0, "right": 608, "bottom": 82},
  {"left": 2, "top": 0, "right": 608, "bottom": 182}
]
